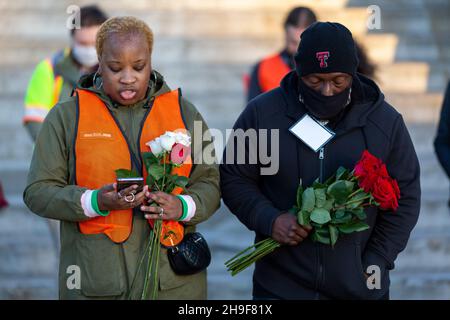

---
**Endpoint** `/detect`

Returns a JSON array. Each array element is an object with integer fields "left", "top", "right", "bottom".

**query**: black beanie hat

[{"left": 294, "top": 22, "right": 359, "bottom": 77}]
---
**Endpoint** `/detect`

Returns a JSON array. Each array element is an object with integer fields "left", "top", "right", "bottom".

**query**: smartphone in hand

[{"left": 116, "top": 177, "right": 144, "bottom": 194}]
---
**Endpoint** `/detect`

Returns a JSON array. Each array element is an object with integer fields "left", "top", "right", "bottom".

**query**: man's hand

[{"left": 272, "top": 213, "right": 312, "bottom": 245}]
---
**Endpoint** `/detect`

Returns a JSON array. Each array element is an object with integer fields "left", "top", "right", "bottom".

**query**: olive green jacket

[{"left": 23, "top": 71, "right": 221, "bottom": 299}]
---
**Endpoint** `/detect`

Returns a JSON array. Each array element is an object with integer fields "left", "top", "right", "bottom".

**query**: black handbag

[{"left": 167, "top": 232, "right": 211, "bottom": 275}]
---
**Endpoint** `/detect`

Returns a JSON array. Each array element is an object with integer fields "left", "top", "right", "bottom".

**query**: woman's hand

[
  {"left": 141, "top": 191, "right": 183, "bottom": 220},
  {"left": 97, "top": 183, "right": 148, "bottom": 211}
]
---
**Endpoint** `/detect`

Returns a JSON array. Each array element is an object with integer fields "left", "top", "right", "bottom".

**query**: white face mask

[{"left": 72, "top": 44, "right": 98, "bottom": 68}]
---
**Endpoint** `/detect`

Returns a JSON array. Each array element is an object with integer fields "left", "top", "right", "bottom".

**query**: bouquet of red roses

[{"left": 225, "top": 150, "right": 400, "bottom": 276}]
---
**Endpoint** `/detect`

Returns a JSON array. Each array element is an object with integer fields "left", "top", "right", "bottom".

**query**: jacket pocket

[
  {"left": 320, "top": 240, "right": 371, "bottom": 299},
  {"left": 158, "top": 247, "right": 192, "bottom": 291},
  {"left": 75, "top": 233, "right": 126, "bottom": 298}
]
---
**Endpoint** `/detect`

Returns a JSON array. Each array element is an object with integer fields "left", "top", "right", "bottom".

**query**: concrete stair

[{"left": 0, "top": 0, "right": 449, "bottom": 300}]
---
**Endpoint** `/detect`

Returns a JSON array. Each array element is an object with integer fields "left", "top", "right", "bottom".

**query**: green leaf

[
  {"left": 324, "top": 174, "right": 336, "bottom": 186},
  {"left": 148, "top": 165, "right": 164, "bottom": 181},
  {"left": 327, "top": 180, "right": 355, "bottom": 204},
  {"left": 115, "top": 169, "right": 140, "bottom": 179},
  {"left": 335, "top": 209, "right": 346, "bottom": 218},
  {"left": 312, "top": 179, "right": 327, "bottom": 189},
  {"left": 336, "top": 167, "right": 349, "bottom": 181},
  {"left": 288, "top": 207, "right": 298, "bottom": 215},
  {"left": 338, "top": 221, "right": 370, "bottom": 234},
  {"left": 352, "top": 207, "right": 367, "bottom": 220},
  {"left": 329, "top": 225, "right": 339, "bottom": 247},
  {"left": 164, "top": 181, "right": 176, "bottom": 194},
  {"left": 331, "top": 210, "right": 352, "bottom": 224},
  {"left": 297, "top": 210, "right": 311, "bottom": 227},
  {"left": 174, "top": 175, "right": 189, "bottom": 188},
  {"left": 314, "top": 188, "right": 327, "bottom": 208},
  {"left": 146, "top": 173, "right": 155, "bottom": 187},
  {"left": 296, "top": 185, "right": 304, "bottom": 209},
  {"left": 301, "top": 187, "right": 316, "bottom": 213},
  {"left": 142, "top": 152, "right": 160, "bottom": 169},
  {"left": 323, "top": 199, "right": 334, "bottom": 211},
  {"left": 311, "top": 228, "right": 330, "bottom": 245},
  {"left": 310, "top": 208, "right": 331, "bottom": 225}
]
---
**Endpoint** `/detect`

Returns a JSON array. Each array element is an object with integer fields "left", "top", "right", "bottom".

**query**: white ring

[
  {"left": 158, "top": 207, "right": 164, "bottom": 217},
  {"left": 124, "top": 193, "right": 135, "bottom": 203}
]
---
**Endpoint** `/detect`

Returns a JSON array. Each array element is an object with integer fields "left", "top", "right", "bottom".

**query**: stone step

[
  {"left": 0, "top": 0, "right": 351, "bottom": 11},
  {"left": 394, "top": 229, "right": 450, "bottom": 272},
  {"left": 390, "top": 271, "right": 450, "bottom": 300},
  {"left": 385, "top": 92, "right": 444, "bottom": 123},
  {"left": 0, "top": 7, "right": 370, "bottom": 39},
  {"left": 0, "top": 206, "right": 58, "bottom": 276},
  {"left": 0, "top": 33, "right": 405, "bottom": 66},
  {"left": 0, "top": 275, "right": 57, "bottom": 299},
  {"left": 377, "top": 62, "right": 448, "bottom": 93}
]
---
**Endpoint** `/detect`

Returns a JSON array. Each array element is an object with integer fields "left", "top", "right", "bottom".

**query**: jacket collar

[{"left": 280, "top": 71, "right": 384, "bottom": 134}]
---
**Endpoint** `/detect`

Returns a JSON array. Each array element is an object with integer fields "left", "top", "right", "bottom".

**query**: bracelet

[
  {"left": 176, "top": 195, "right": 188, "bottom": 221},
  {"left": 92, "top": 190, "right": 110, "bottom": 217}
]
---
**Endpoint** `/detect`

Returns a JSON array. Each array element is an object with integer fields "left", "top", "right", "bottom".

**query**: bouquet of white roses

[{"left": 117, "top": 130, "right": 191, "bottom": 299}]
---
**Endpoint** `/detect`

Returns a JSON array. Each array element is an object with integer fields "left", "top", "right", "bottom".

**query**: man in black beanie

[{"left": 221, "top": 22, "right": 421, "bottom": 299}]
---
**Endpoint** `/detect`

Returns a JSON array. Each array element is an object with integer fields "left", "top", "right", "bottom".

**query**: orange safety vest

[
  {"left": 257, "top": 53, "right": 291, "bottom": 93},
  {"left": 74, "top": 88, "right": 192, "bottom": 244}
]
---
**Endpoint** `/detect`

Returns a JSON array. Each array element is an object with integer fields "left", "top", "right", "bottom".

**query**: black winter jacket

[{"left": 220, "top": 71, "right": 421, "bottom": 299}]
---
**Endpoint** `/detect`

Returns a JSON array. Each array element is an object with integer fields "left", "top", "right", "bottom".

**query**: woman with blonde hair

[{"left": 24, "top": 16, "right": 220, "bottom": 300}]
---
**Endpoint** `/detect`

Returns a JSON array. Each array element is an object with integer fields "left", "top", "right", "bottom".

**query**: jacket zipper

[
  {"left": 319, "top": 147, "right": 325, "bottom": 183},
  {"left": 316, "top": 147, "right": 325, "bottom": 299}
]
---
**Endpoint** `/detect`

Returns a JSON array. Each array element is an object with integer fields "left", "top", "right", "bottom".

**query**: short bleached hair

[{"left": 96, "top": 16, "right": 154, "bottom": 57}]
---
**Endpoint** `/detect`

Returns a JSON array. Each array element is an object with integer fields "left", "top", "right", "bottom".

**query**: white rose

[
  {"left": 147, "top": 137, "right": 163, "bottom": 155},
  {"left": 175, "top": 132, "right": 191, "bottom": 147},
  {"left": 160, "top": 133, "right": 176, "bottom": 151}
]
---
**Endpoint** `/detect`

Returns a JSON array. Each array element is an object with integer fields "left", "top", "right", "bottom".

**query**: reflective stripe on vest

[
  {"left": 74, "top": 88, "right": 192, "bottom": 243},
  {"left": 257, "top": 54, "right": 291, "bottom": 93}
]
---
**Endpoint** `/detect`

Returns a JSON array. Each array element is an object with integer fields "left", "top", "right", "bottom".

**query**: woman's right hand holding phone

[{"left": 97, "top": 183, "right": 148, "bottom": 211}]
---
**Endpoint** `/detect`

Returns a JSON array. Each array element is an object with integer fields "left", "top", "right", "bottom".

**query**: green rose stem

[
  {"left": 150, "top": 220, "right": 162, "bottom": 300},
  {"left": 142, "top": 153, "right": 172, "bottom": 300},
  {"left": 142, "top": 225, "right": 159, "bottom": 299},
  {"left": 127, "top": 234, "right": 153, "bottom": 299},
  {"left": 225, "top": 238, "right": 280, "bottom": 276},
  {"left": 335, "top": 194, "right": 372, "bottom": 209},
  {"left": 347, "top": 188, "right": 364, "bottom": 199}
]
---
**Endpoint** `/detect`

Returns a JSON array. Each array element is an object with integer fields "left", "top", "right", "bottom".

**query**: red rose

[
  {"left": 354, "top": 151, "right": 387, "bottom": 192},
  {"left": 372, "top": 176, "right": 400, "bottom": 211}
]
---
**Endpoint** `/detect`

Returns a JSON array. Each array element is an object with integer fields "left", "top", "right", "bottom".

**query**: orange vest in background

[
  {"left": 74, "top": 88, "right": 192, "bottom": 244},
  {"left": 258, "top": 53, "right": 291, "bottom": 93}
]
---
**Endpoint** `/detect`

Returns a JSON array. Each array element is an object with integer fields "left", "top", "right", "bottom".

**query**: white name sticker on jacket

[{"left": 289, "top": 114, "right": 335, "bottom": 152}]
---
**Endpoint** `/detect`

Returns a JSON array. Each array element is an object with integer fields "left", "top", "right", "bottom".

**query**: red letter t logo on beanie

[{"left": 316, "top": 51, "right": 330, "bottom": 68}]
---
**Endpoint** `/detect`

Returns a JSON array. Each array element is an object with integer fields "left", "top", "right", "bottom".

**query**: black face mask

[{"left": 298, "top": 79, "right": 352, "bottom": 120}]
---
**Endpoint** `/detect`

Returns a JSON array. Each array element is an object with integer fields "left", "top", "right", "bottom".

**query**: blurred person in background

[
  {"left": 23, "top": 5, "right": 108, "bottom": 141},
  {"left": 23, "top": 16, "right": 220, "bottom": 300},
  {"left": 21, "top": 4, "right": 108, "bottom": 256},
  {"left": 0, "top": 182, "right": 8, "bottom": 211},
  {"left": 244, "top": 7, "right": 377, "bottom": 103},
  {"left": 245, "top": 6, "right": 317, "bottom": 102},
  {"left": 355, "top": 41, "right": 377, "bottom": 80},
  {"left": 434, "top": 80, "right": 450, "bottom": 207}
]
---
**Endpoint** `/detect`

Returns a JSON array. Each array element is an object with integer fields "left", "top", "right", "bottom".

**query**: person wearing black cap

[{"left": 221, "top": 22, "right": 421, "bottom": 299}]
